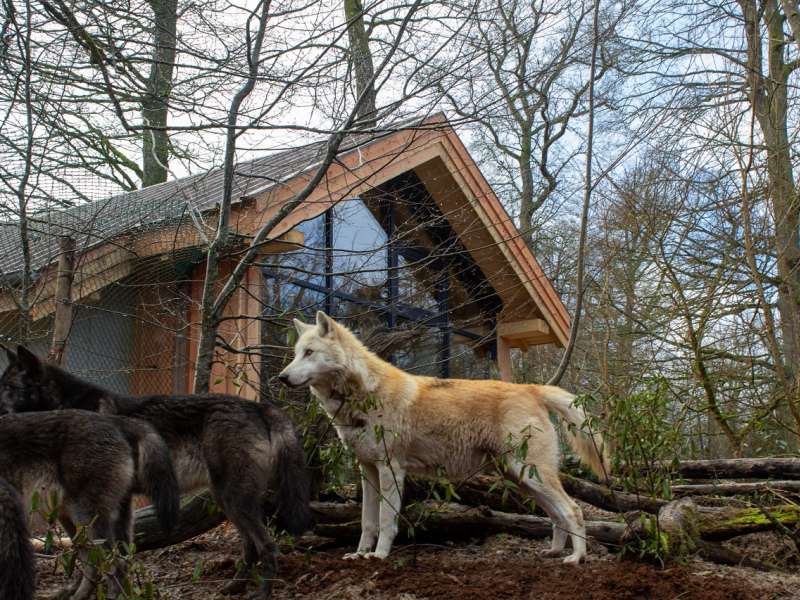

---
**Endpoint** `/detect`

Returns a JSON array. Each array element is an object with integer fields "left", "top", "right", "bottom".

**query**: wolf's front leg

[
  {"left": 344, "top": 463, "right": 380, "bottom": 559},
  {"left": 366, "top": 462, "right": 405, "bottom": 560}
]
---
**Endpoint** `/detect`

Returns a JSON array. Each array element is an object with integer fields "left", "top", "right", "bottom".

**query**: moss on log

[{"left": 698, "top": 504, "right": 800, "bottom": 541}]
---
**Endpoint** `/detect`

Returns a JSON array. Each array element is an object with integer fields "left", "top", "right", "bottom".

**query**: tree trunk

[
  {"left": 47, "top": 236, "right": 76, "bottom": 365},
  {"left": 192, "top": 1, "right": 272, "bottom": 394},
  {"left": 739, "top": 0, "right": 800, "bottom": 435},
  {"left": 141, "top": 0, "right": 178, "bottom": 187},
  {"left": 344, "top": 0, "right": 377, "bottom": 127}
]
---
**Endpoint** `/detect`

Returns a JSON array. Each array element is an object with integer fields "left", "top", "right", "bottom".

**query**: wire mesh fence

[{"left": 0, "top": 176, "right": 505, "bottom": 400}]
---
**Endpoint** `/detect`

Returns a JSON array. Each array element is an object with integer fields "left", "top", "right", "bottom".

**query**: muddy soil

[{"left": 32, "top": 522, "right": 799, "bottom": 599}]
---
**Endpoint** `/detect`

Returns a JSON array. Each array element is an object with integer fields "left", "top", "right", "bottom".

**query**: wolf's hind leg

[
  {"left": 64, "top": 507, "right": 121, "bottom": 600},
  {"left": 509, "top": 460, "right": 587, "bottom": 564},
  {"left": 220, "top": 493, "right": 277, "bottom": 599},
  {"left": 344, "top": 463, "right": 380, "bottom": 559},
  {"left": 50, "top": 508, "right": 86, "bottom": 600},
  {"left": 113, "top": 495, "right": 134, "bottom": 547}
]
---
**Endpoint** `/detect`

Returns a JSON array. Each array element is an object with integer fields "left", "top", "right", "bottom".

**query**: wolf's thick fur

[
  {"left": 0, "top": 410, "right": 179, "bottom": 600},
  {"left": 1, "top": 347, "right": 311, "bottom": 599},
  {"left": 0, "top": 476, "right": 34, "bottom": 600},
  {"left": 279, "top": 311, "right": 609, "bottom": 564}
]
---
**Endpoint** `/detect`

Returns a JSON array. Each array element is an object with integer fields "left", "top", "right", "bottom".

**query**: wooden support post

[
  {"left": 47, "top": 236, "right": 76, "bottom": 365},
  {"left": 497, "top": 335, "right": 512, "bottom": 382}
]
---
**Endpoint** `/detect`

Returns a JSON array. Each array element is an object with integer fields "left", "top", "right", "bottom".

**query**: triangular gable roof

[
  {"left": 0, "top": 113, "right": 569, "bottom": 345},
  {"left": 227, "top": 112, "right": 569, "bottom": 345}
]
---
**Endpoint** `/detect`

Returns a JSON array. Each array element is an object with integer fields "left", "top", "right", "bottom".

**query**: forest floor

[{"left": 33, "top": 516, "right": 800, "bottom": 600}]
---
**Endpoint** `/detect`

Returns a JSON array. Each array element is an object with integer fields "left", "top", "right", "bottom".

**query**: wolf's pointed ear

[
  {"left": 16, "top": 346, "right": 41, "bottom": 374},
  {"left": 316, "top": 310, "right": 335, "bottom": 337},
  {"left": 293, "top": 318, "right": 312, "bottom": 335}
]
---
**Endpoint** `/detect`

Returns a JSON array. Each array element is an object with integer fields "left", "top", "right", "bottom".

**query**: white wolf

[{"left": 279, "top": 311, "right": 608, "bottom": 564}]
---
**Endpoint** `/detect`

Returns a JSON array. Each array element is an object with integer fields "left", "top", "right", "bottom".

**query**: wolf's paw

[
  {"left": 221, "top": 577, "right": 249, "bottom": 595},
  {"left": 343, "top": 552, "right": 365, "bottom": 560},
  {"left": 542, "top": 548, "right": 565, "bottom": 558},
  {"left": 49, "top": 583, "right": 78, "bottom": 600},
  {"left": 363, "top": 551, "right": 389, "bottom": 560},
  {"left": 562, "top": 553, "right": 584, "bottom": 565}
]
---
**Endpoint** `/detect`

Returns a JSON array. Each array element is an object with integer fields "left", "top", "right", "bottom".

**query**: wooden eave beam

[{"left": 497, "top": 318, "right": 556, "bottom": 350}]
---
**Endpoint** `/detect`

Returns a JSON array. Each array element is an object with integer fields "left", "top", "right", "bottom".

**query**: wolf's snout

[{"left": 278, "top": 372, "right": 291, "bottom": 386}]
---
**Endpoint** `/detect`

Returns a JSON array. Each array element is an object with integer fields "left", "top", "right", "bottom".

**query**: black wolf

[
  {"left": 0, "top": 476, "right": 34, "bottom": 600},
  {"left": 0, "top": 409, "right": 179, "bottom": 600},
  {"left": 1, "top": 346, "right": 312, "bottom": 598}
]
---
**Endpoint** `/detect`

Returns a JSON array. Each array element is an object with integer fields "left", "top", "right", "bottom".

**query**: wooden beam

[
  {"left": 498, "top": 318, "right": 549, "bottom": 339},
  {"left": 254, "top": 229, "right": 304, "bottom": 255},
  {"left": 497, "top": 318, "right": 555, "bottom": 347}
]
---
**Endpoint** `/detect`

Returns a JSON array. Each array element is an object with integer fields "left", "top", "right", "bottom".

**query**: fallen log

[
  {"left": 650, "top": 458, "right": 800, "bottom": 480},
  {"left": 308, "top": 499, "right": 798, "bottom": 546},
  {"left": 561, "top": 474, "right": 667, "bottom": 514},
  {"left": 310, "top": 501, "right": 627, "bottom": 545},
  {"left": 132, "top": 479, "right": 798, "bottom": 554},
  {"left": 131, "top": 475, "right": 671, "bottom": 551},
  {"left": 132, "top": 492, "right": 626, "bottom": 550},
  {"left": 671, "top": 480, "right": 800, "bottom": 496},
  {"left": 133, "top": 491, "right": 225, "bottom": 551},
  {"left": 697, "top": 503, "right": 800, "bottom": 541},
  {"left": 132, "top": 495, "right": 791, "bottom": 570},
  {"left": 404, "top": 474, "right": 667, "bottom": 515},
  {"left": 403, "top": 476, "right": 540, "bottom": 515},
  {"left": 622, "top": 498, "right": 776, "bottom": 571}
]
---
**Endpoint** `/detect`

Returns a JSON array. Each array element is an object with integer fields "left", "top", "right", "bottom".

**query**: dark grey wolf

[
  {"left": 0, "top": 476, "right": 34, "bottom": 600},
  {"left": 1, "top": 346, "right": 312, "bottom": 599},
  {"left": 0, "top": 409, "right": 179, "bottom": 600}
]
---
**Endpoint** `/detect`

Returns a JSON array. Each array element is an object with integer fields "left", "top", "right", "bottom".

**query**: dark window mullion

[
  {"left": 324, "top": 208, "right": 334, "bottom": 315},
  {"left": 436, "top": 270, "right": 451, "bottom": 378},
  {"left": 385, "top": 199, "right": 398, "bottom": 330}
]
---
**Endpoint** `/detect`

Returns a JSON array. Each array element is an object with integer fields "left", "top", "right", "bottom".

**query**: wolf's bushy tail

[
  {"left": 539, "top": 386, "right": 610, "bottom": 481},
  {"left": 120, "top": 420, "right": 180, "bottom": 532},
  {"left": 273, "top": 433, "right": 312, "bottom": 536},
  {"left": 0, "top": 477, "right": 34, "bottom": 600}
]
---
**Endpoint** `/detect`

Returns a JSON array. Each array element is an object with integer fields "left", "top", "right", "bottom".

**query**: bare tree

[
  {"left": 438, "top": 0, "right": 626, "bottom": 249},
  {"left": 191, "top": 0, "right": 466, "bottom": 392}
]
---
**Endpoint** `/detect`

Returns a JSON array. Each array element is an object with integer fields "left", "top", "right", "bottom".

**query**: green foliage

[
  {"left": 56, "top": 528, "right": 162, "bottom": 599},
  {"left": 428, "top": 466, "right": 461, "bottom": 504},
  {"left": 606, "top": 378, "right": 685, "bottom": 498},
  {"left": 28, "top": 491, "right": 162, "bottom": 599},
  {"left": 624, "top": 514, "right": 672, "bottom": 567}
]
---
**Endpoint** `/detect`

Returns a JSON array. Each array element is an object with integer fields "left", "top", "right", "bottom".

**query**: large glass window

[
  {"left": 263, "top": 197, "right": 455, "bottom": 377},
  {"left": 332, "top": 199, "right": 387, "bottom": 290},
  {"left": 262, "top": 212, "right": 327, "bottom": 314}
]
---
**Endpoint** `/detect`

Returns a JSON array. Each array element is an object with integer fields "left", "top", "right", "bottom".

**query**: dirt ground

[{"left": 33, "top": 521, "right": 800, "bottom": 600}]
